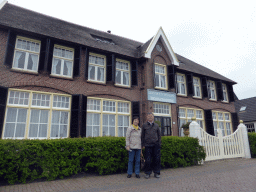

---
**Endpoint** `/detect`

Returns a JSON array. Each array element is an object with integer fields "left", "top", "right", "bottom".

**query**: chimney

[{"left": 107, "top": 30, "right": 111, "bottom": 33}]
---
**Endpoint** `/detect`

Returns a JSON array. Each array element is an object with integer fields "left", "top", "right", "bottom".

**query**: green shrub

[
  {"left": 248, "top": 132, "right": 256, "bottom": 158},
  {"left": 0, "top": 136, "right": 205, "bottom": 184}
]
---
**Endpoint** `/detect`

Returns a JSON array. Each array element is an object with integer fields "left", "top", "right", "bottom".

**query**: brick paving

[{"left": 1, "top": 158, "right": 256, "bottom": 192}]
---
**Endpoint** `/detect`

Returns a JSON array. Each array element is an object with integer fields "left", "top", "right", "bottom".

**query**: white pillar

[
  {"left": 217, "top": 128, "right": 224, "bottom": 158},
  {"left": 238, "top": 120, "right": 251, "bottom": 158},
  {"left": 189, "top": 118, "right": 202, "bottom": 145}
]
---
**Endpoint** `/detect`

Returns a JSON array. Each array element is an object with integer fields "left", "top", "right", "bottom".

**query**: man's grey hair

[{"left": 147, "top": 112, "right": 154, "bottom": 116}]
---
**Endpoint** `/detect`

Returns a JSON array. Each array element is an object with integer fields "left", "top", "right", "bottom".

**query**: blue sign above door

[{"left": 147, "top": 89, "right": 176, "bottom": 103}]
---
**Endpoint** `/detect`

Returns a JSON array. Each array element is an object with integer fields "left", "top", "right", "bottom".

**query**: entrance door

[{"left": 155, "top": 116, "right": 172, "bottom": 136}]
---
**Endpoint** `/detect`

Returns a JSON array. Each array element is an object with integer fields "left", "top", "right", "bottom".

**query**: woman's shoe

[
  {"left": 127, "top": 174, "right": 132, "bottom": 178},
  {"left": 136, "top": 174, "right": 140, "bottom": 178}
]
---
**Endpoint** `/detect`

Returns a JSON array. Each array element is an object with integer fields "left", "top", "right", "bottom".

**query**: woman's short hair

[{"left": 132, "top": 116, "right": 139, "bottom": 122}]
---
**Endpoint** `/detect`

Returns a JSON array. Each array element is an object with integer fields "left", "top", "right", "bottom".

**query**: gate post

[
  {"left": 238, "top": 120, "right": 251, "bottom": 158},
  {"left": 189, "top": 117, "right": 201, "bottom": 145},
  {"left": 217, "top": 128, "right": 224, "bottom": 158}
]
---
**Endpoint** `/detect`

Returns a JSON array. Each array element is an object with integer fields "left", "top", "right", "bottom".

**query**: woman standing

[{"left": 126, "top": 116, "right": 142, "bottom": 178}]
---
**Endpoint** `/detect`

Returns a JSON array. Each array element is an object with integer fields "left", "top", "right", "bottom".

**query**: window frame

[
  {"left": 222, "top": 83, "right": 229, "bottom": 103},
  {"left": 12, "top": 36, "right": 41, "bottom": 73},
  {"left": 153, "top": 102, "right": 171, "bottom": 117},
  {"left": 207, "top": 80, "right": 217, "bottom": 101},
  {"left": 115, "top": 58, "right": 131, "bottom": 88},
  {"left": 212, "top": 110, "right": 232, "bottom": 136},
  {"left": 154, "top": 63, "right": 168, "bottom": 90},
  {"left": 86, "top": 97, "right": 131, "bottom": 137},
  {"left": 2, "top": 89, "right": 71, "bottom": 140},
  {"left": 176, "top": 73, "right": 187, "bottom": 96},
  {"left": 87, "top": 53, "right": 107, "bottom": 84},
  {"left": 178, "top": 107, "right": 205, "bottom": 134},
  {"left": 51, "top": 44, "right": 74, "bottom": 79},
  {"left": 193, "top": 76, "right": 202, "bottom": 98}
]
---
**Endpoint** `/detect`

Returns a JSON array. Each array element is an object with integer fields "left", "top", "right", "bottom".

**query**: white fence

[{"left": 189, "top": 120, "right": 251, "bottom": 161}]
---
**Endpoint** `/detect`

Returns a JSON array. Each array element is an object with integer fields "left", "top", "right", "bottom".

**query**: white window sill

[
  {"left": 115, "top": 84, "right": 131, "bottom": 89},
  {"left": 177, "top": 93, "right": 187, "bottom": 97},
  {"left": 87, "top": 79, "right": 106, "bottom": 85},
  {"left": 11, "top": 68, "right": 39, "bottom": 75},
  {"left": 155, "top": 87, "right": 168, "bottom": 91},
  {"left": 50, "top": 74, "right": 73, "bottom": 80},
  {"left": 193, "top": 96, "right": 202, "bottom": 99}
]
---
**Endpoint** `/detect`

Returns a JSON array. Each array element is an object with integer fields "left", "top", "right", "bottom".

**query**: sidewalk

[{"left": 1, "top": 158, "right": 256, "bottom": 192}]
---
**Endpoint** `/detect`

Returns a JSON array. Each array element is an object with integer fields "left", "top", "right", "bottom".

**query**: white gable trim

[
  {"left": 0, "top": 0, "right": 7, "bottom": 10},
  {"left": 144, "top": 27, "right": 179, "bottom": 66}
]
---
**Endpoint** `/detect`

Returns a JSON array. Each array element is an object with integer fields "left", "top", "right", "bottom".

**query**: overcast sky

[{"left": 5, "top": 0, "right": 256, "bottom": 100}]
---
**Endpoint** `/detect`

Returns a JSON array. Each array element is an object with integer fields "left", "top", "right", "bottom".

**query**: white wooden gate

[{"left": 189, "top": 120, "right": 251, "bottom": 161}]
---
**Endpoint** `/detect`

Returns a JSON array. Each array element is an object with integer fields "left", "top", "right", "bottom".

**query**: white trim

[
  {"left": 0, "top": 0, "right": 7, "bottom": 10},
  {"left": 144, "top": 27, "right": 179, "bottom": 66}
]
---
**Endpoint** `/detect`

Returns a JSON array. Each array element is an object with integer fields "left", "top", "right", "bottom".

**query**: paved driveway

[{"left": 1, "top": 158, "right": 256, "bottom": 192}]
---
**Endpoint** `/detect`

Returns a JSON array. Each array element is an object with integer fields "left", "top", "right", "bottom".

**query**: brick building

[{"left": 0, "top": 1, "right": 238, "bottom": 139}]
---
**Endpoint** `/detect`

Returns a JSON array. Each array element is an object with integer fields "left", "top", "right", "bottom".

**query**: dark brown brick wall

[{"left": 0, "top": 28, "right": 236, "bottom": 137}]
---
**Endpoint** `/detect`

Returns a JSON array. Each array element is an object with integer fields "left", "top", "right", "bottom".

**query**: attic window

[
  {"left": 240, "top": 106, "right": 246, "bottom": 111},
  {"left": 91, "top": 35, "right": 115, "bottom": 45}
]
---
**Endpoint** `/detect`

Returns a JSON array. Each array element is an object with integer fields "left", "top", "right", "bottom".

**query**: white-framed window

[
  {"left": 176, "top": 73, "right": 186, "bottom": 95},
  {"left": 207, "top": 80, "right": 216, "bottom": 100},
  {"left": 2, "top": 89, "right": 71, "bottom": 139},
  {"left": 178, "top": 107, "right": 205, "bottom": 136},
  {"left": 155, "top": 64, "right": 167, "bottom": 89},
  {"left": 222, "top": 83, "right": 228, "bottom": 102},
  {"left": 153, "top": 102, "right": 171, "bottom": 116},
  {"left": 115, "top": 59, "right": 130, "bottom": 87},
  {"left": 88, "top": 53, "right": 106, "bottom": 83},
  {"left": 12, "top": 36, "right": 40, "bottom": 72},
  {"left": 212, "top": 111, "right": 232, "bottom": 136},
  {"left": 193, "top": 77, "right": 201, "bottom": 98},
  {"left": 51, "top": 45, "right": 74, "bottom": 78},
  {"left": 86, "top": 98, "right": 130, "bottom": 137}
]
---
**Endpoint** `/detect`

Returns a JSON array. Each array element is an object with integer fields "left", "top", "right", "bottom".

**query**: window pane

[
  {"left": 123, "top": 72, "right": 129, "bottom": 85},
  {"left": 187, "top": 109, "right": 194, "bottom": 118},
  {"left": 32, "top": 93, "right": 50, "bottom": 107},
  {"left": 86, "top": 113, "right": 100, "bottom": 137},
  {"left": 160, "top": 75, "right": 166, "bottom": 88},
  {"left": 102, "top": 114, "right": 115, "bottom": 136},
  {"left": 13, "top": 51, "right": 26, "bottom": 69},
  {"left": 89, "top": 65, "right": 95, "bottom": 80},
  {"left": 4, "top": 123, "right": 15, "bottom": 137},
  {"left": 179, "top": 109, "right": 186, "bottom": 118},
  {"left": 116, "top": 70, "right": 121, "bottom": 84},
  {"left": 27, "top": 53, "right": 38, "bottom": 71},
  {"left": 52, "top": 58, "right": 61, "bottom": 75},
  {"left": 63, "top": 60, "right": 72, "bottom": 76},
  {"left": 39, "top": 124, "right": 47, "bottom": 137},
  {"left": 15, "top": 124, "right": 26, "bottom": 137},
  {"left": 53, "top": 95, "right": 70, "bottom": 109},
  {"left": 29, "top": 124, "right": 38, "bottom": 137},
  {"left": 155, "top": 74, "right": 159, "bottom": 87},
  {"left": 97, "top": 67, "right": 104, "bottom": 82}
]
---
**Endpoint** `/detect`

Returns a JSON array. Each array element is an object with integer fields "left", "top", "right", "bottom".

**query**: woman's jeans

[{"left": 127, "top": 149, "right": 141, "bottom": 175}]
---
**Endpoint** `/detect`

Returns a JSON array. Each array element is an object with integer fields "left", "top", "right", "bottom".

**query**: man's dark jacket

[{"left": 141, "top": 122, "right": 161, "bottom": 147}]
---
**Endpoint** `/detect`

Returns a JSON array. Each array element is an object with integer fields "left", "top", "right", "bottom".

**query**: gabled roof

[
  {"left": 235, "top": 97, "right": 256, "bottom": 122},
  {"left": 176, "top": 54, "right": 236, "bottom": 84},
  {"left": 0, "top": 2, "right": 236, "bottom": 84},
  {"left": 143, "top": 27, "right": 179, "bottom": 66}
]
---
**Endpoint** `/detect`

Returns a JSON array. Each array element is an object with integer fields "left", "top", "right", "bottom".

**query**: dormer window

[
  {"left": 240, "top": 106, "right": 246, "bottom": 111},
  {"left": 91, "top": 34, "right": 115, "bottom": 45},
  {"left": 207, "top": 80, "right": 216, "bottom": 100}
]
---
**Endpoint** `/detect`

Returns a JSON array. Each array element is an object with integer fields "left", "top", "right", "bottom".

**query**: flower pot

[{"left": 183, "top": 128, "right": 189, "bottom": 137}]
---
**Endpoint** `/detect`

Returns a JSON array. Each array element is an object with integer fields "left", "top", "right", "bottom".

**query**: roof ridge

[{"left": 6, "top": 2, "right": 144, "bottom": 45}]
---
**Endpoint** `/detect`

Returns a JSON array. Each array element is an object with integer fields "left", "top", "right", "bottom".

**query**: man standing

[{"left": 141, "top": 112, "right": 161, "bottom": 179}]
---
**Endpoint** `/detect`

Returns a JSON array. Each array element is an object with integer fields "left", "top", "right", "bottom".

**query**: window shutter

[
  {"left": 132, "top": 101, "right": 140, "bottom": 125},
  {"left": 231, "top": 112, "right": 239, "bottom": 132},
  {"left": 167, "top": 65, "right": 176, "bottom": 90},
  {"left": 201, "top": 77, "right": 208, "bottom": 98},
  {"left": 186, "top": 73, "right": 194, "bottom": 96},
  {"left": 81, "top": 95, "right": 87, "bottom": 137},
  {"left": 47, "top": 39, "right": 54, "bottom": 73},
  {"left": 153, "top": 61, "right": 156, "bottom": 88},
  {"left": 176, "top": 106, "right": 180, "bottom": 136},
  {"left": 131, "top": 60, "right": 138, "bottom": 86},
  {"left": 73, "top": 46, "right": 82, "bottom": 77},
  {"left": 0, "top": 86, "right": 8, "bottom": 138},
  {"left": 4, "top": 30, "right": 16, "bottom": 68},
  {"left": 85, "top": 48, "right": 89, "bottom": 80},
  {"left": 216, "top": 81, "right": 223, "bottom": 101},
  {"left": 38, "top": 38, "right": 48, "bottom": 71},
  {"left": 227, "top": 84, "right": 235, "bottom": 102},
  {"left": 70, "top": 94, "right": 80, "bottom": 138},
  {"left": 107, "top": 54, "right": 115, "bottom": 82},
  {"left": 205, "top": 110, "right": 214, "bottom": 136}
]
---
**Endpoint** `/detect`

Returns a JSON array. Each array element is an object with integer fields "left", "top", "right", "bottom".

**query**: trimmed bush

[
  {"left": 0, "top": 136, "right": 205, "bottom": 184},
  {"left": 248, "top": 132, "right": 256, "bottom": 158}
]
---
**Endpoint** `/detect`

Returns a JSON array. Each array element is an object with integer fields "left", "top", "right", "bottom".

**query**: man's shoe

[
  {"left": 136, "top": 174, "right": 140, "bottom": 178},
  {"left": 127, "top": 174, "right": 132, "bottom": 178},
  {"left": 144, "top": 174, "right": 150, "bottom": 179},
  {"left": 154, "top": 173, "right": 160, "bottom": 178}
]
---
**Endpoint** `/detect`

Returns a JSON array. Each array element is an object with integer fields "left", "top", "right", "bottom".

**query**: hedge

[
  {"left": 0, "top": 136, "right": 205, "bottom": 184},
  {"left": 248, "top": 132, "right": 256, "bottom": 158}
]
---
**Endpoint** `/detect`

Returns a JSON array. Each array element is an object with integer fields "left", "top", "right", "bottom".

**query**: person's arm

[
  {"left": 157, "top": 125, "right": 161, "bottom": 146},
  {"left": 141, "top": 124, "right": 145, "bottom": 148},
  {"left": 126, "top": 126, "right": 132, "bottom": 150}
]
